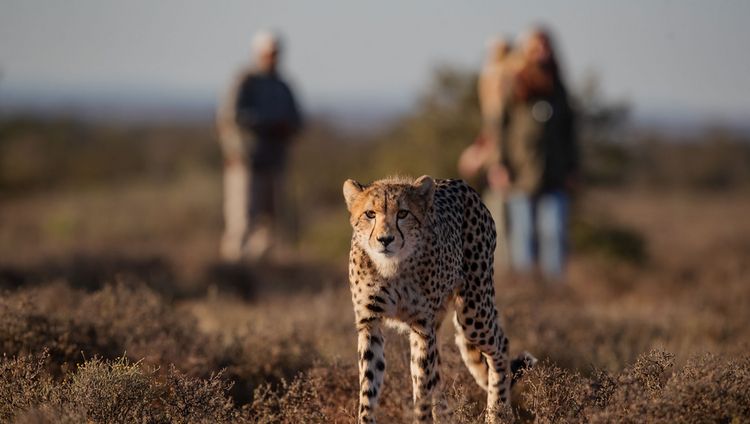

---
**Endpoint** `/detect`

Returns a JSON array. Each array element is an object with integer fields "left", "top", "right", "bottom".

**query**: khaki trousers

[{"left": 220, "top": 163, "right": 284, "bottom": 262}]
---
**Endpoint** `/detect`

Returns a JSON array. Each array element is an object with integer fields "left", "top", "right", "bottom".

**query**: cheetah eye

[
  {"left": 364, "top": 210, "right": 376, "bottom": 219},
  {"left": 397, "top": 210, "right": 409, "bottom": 219}
]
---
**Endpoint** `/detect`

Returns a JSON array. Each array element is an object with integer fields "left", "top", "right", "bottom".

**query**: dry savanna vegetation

[{"left": 2, "top": 70, "right": 750, "bottom": 423}]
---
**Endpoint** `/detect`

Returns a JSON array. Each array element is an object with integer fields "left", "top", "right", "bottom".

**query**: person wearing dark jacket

[
  {"left": 497, "top": 27, "right": 578, "bottom": 281},
  {"left": 217, "top": 30, "right": 302, "bottom": 262}
]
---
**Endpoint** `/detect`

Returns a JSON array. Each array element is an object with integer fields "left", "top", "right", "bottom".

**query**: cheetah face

[{"left": 343, "top": 175, "right": 435, "bottom": 277}]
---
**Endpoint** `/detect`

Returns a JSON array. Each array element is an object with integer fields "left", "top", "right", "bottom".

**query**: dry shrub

[
  {"left": 0, "top": 282, "right": 254, "bottom": 422},
  {"left": 248, "top": 373, "right": 329, "bottom": 424},
  {"left": 658, "top": 353, "right": 750, "bottom": 422},
  {"left": 518, "top": 350, "right": 750, "bottom": 424},
  {"left": 590, "top": 349, "right": 674, "bottom": 423},
  {"left": 5, "top": 353, "right": 243, "bottom": 424},
  {"left": 234, "top": 329, "right": 318, "bottom": 389},
  {"left": 3, "top": 207, "right": 749, "bottom": 423},
  {"left": 64, "top": 357, "right": 159, "bottom": 423},
  {"left": 1, "top": 282, "right": 222, "bottom": 376},
  {"left": 242, "top": 359, "right": 491, "bottom": 424},
  {"left": 445, "top": 382, "right": 483, "bottom": 424},
  {"left": 4, "top": 273, "right": 749, "bottom": 424},
  {"left": 163, "top": 365, "right": 237, "bottom": 424},
  {"left": 521, "top": 361, "right": 589, "bottom": 423},
  {"left": 75, "top": 283, "right": 214, "bottom": 369},
  {"left": 586, "top": 367, "right": 617, "bottom": 410},
  {"left": 241, "top": 344, "right": 499, "bottom": 424},
  {"left": 593, "top": 352, "right": 750, "bottom": 423},
  {"left": 0, "top": 289, "right": 108, "bottom": 371},
  {"left": 305, "top": 361, "right": 359, "bottom": 421},
  {"left": 0, "top": 351, "right": 54, "bottom": 421},
  {"left": 0, "top": 280, "right": 336, "bottom": 415}
]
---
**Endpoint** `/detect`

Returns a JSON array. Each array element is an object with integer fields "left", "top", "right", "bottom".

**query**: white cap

[{"left": 252, "top": 30, "right": 281, "bottom": 55}]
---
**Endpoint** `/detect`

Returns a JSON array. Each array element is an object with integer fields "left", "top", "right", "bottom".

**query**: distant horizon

[{"left": 2, "top": 83, "right": 748, "bottom": 138}]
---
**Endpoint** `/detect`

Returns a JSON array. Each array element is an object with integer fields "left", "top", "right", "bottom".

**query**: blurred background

[
  {"left": 2, "top": 0, "right": 749, "bottom": 270},
  {"left": 1, "top": 1, "right": 749, "bottom": 422}
]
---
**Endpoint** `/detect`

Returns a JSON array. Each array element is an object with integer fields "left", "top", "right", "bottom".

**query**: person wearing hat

[{"left": 217, "top": 30, "right": 303, "bottom": 262}]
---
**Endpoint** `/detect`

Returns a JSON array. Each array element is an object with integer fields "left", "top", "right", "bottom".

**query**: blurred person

[
  {"left": 459, "top": 36, "right": 517, "bottom": 269},
  {"left": 478, "top": 36, "right": 515, "bottom": 155},
  {"left": 497, "top": 27, "right": 579, "bottom": 282},
  {"left": 217, "top": 30, "right": 303, "bottom": 262},
  {"left": 458, "top": 37, "right": 515, "bottom": 185}
]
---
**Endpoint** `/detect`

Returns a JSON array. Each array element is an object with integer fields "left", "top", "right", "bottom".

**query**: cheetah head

[{"left": 343, "top": 175, "right": 435, "bottom": 278}]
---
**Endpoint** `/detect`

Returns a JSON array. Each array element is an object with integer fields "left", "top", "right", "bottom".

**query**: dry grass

[{"left": 2, "top": 163, "right": 749, "bottom": 422}]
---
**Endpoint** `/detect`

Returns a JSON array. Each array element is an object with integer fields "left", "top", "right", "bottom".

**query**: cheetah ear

[
  {"left": 343, "top": 179, "right": 366, "bottom": 212},
  {"left": 413, "top": 175, "right": 435, "bottom": 205}
]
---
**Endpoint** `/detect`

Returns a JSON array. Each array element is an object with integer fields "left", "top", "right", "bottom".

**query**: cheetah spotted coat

[{"left": 343, "top": 175, "right": 534, "bottom": 424}]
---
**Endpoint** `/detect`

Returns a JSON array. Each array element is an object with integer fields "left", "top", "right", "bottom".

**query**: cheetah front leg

[
  {"left": 409, "top": 327, "right": 447, "bottom": 423},
  {"left": 357, "top": 323, "right": 386, "bottom": 424}
]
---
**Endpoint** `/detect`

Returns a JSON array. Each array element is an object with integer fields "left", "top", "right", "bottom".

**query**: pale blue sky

[{"left": 1, "top": 0, "right": 749, "bottom": 123}]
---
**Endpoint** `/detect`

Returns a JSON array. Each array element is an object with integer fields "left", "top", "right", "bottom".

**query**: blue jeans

[{"left": 506, "top": 191, "right": 569, "bottom": 281}]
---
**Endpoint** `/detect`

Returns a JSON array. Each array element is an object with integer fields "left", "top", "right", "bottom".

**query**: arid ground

[
  {"left": 3, "top": 75, "right": 750, "bottom": 421},
  {"left": 2, "top": 155, "right": 749, "bottom": 422}
]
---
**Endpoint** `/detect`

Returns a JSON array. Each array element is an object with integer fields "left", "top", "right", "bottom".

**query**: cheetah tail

[{"left": 510, "top": 351, "right": 538, "bottom": 387}]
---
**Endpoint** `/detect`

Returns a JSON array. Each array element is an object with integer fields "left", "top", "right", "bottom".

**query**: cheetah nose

[{"left": 377, "top": 235, "right": 395, "bottom": 247}]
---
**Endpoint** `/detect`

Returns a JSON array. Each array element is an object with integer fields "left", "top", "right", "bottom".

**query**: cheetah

[{"left": 343, "top": 175, "right": 535, "bottom": 423}]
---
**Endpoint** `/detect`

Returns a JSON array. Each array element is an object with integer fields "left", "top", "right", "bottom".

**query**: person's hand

[
  {"left": 486, "top": 163, "right": 510, "bottom": 191},
  {"left": 474, "top": 133, "right": 489, "bottom": 147},
  {"left": 224, "top": 154, "right": 245, "bottom": 167},
  {"left": 458, "top": 138, "right": 486, "bottom": 179}
]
